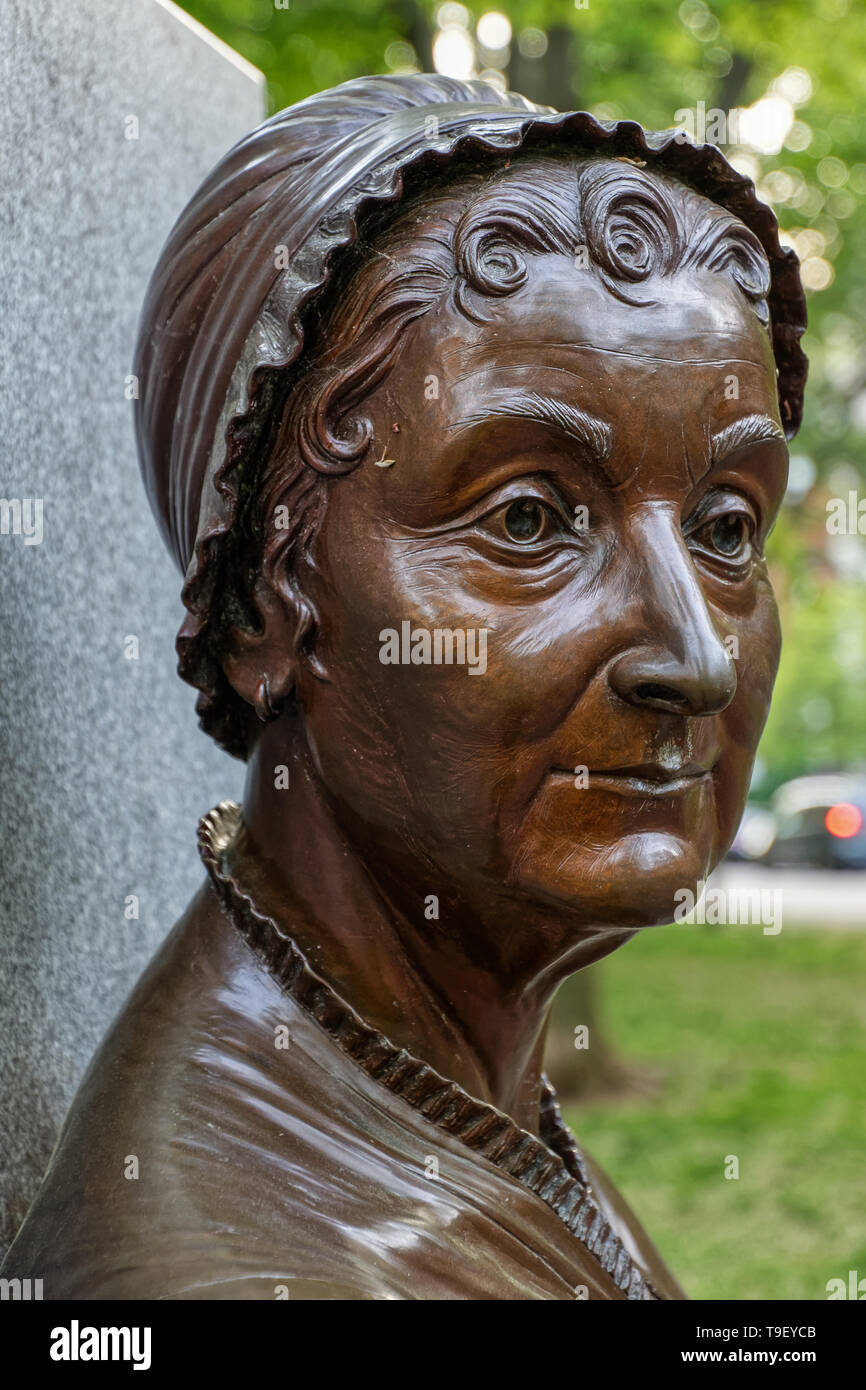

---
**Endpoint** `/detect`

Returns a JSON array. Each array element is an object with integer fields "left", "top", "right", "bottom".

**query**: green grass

[{"left": 555, "top": 925, "right": 866, "bottom": 1300}]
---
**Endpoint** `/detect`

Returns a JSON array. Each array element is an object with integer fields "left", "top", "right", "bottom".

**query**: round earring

[{"left": 253, "top": 675, "right": 278, "bottom": 724}]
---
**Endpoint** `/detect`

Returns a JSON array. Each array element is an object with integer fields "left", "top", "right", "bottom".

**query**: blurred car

[
  {"left": 727, "top": 775, "right": 866, "bottom": 868},
  {"left": 727, "top": 801, "right": 779, "bottom": 861},
  {"left": 766, "top": 774, "right": 866, "bottom": 869}
]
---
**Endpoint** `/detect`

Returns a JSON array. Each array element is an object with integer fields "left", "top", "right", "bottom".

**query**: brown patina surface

[{"left": 2, "top": 74, "right": 806, "bottom": 1300}]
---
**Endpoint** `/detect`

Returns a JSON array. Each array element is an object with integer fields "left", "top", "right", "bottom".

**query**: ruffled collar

[{"left": 198, "top": 800, "right": 660, "bottom": 1300}]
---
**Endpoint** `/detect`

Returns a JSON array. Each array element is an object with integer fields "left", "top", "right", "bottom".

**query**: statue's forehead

[
  {"left": 367, "top": 263, "right": 784, "bottom": 509},
  {"left": 426, "top": 261, "right": 777, "bottom": 385}
]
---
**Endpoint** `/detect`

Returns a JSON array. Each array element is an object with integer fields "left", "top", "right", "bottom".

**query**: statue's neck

[{"left": 239, "top": 723, "right": 628, "bottom": 1134}]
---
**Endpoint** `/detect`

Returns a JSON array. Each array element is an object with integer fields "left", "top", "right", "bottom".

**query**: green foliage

[
  {"left": 558, "top": 922, "right": 866, "bottom": 1300},
  {"left": 762, "top": 505, "right": 866, "bottom": 791},
  {"left": 182, "top": 0, "right": 414, "bottom": 109}
]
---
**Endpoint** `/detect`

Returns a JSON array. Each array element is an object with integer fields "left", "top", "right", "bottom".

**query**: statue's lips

[{"left": 550, "top": 763, "right": 714, "bottom": 797}]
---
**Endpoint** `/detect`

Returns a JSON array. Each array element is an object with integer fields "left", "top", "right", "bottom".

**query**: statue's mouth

[{"left": 551, "top": 762, "right": 715, "bottom": 797}]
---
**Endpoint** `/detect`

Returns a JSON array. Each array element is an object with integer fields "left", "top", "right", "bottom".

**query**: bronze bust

[{"left": 2, "top": 74, "right": 806, "bottom": 1300}]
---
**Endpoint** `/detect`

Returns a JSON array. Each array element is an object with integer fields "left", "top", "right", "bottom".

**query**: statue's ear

[{"left": 220, "top": 574, "right": 324, "bottom": 724}]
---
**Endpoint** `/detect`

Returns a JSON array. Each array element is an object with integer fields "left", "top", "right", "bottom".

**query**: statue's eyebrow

[
  {"left": 710, "top": 413, "right": 786, "bottom": 465},
  {"left": 446, "top": 390, "right": 613, "bottom": 462}
]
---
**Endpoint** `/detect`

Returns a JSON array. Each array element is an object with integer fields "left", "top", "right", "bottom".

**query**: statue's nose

[
  {"left": 607, "top": 508, "right": 737, "bottom": 718},
  {"left": 609, "top": 649, "right": 736, "bottom": 716}
]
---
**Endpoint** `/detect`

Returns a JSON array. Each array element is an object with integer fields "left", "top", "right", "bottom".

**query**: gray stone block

[{"left": 0, "top": 0, "right": 264, "bottom": 1253}]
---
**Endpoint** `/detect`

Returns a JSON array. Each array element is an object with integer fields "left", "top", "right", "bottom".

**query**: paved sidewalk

[{"left": 709, "top": 864, "right": 866, "bottom": 928}]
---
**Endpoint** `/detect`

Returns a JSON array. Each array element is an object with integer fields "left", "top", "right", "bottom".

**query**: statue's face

[{"left": 296, "top": 251, "right": 787, "bottom": 933}]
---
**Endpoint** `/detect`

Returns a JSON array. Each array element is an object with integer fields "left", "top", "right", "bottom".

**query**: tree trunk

[{"left": 544, "top": 966, "right": 661, "bottom": 1103}]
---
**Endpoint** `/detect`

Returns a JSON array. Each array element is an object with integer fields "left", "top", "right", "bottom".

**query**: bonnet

[{"left": 132, "top": 73, "right": 807, "bottom": 756}]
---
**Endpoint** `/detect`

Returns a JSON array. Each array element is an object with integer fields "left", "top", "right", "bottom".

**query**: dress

[{"left": 1, "top": 802, "right": 684, "bottom": 1300}]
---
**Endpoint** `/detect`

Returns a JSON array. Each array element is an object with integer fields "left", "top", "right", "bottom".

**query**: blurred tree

[{"left": 546, "top": 967, "right": 662, "bottom": 1103}]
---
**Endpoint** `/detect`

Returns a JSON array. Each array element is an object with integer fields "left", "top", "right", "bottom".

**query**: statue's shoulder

[
  {"left": 0, "top": 882, "right": 420, "bottom": 1299},
  {"left": 3, "top": 884, "right": 676, "bottom": 1301}
]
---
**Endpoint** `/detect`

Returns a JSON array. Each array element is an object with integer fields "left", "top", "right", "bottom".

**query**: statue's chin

[{"left": 515, "top": 829, "right": 719, "bottom": 929}]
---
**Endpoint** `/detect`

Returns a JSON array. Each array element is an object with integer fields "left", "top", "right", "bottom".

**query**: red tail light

[{"left": 825, "top": 803, "right": 863, "bottom": 839}]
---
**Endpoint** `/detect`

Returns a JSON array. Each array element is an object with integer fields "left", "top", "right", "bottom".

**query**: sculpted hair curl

[{"left": 203, "top": 152, "right": 773, "bottom": 758}]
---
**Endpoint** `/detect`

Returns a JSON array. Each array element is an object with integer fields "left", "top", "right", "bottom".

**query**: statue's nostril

[{"left": 634, "top": 682, "right": 688, "bottom": 706}]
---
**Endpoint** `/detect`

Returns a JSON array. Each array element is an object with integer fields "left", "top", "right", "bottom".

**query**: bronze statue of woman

[{"left": 1, "top": 74, "right": 806, "bottom": 1299}]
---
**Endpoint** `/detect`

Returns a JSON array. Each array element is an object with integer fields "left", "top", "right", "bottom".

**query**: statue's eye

[
  {"left": 688, "top": 499, "right": 757, "bottom": 566},
  {"left": 709, "top": 513, "right": 749, "bottom": 556},
  {"left": 504, "top": 499, "right": 546, "bottom": 543},
  {"left": 470, "top": 486, "right": 575, "bottom": 560}
]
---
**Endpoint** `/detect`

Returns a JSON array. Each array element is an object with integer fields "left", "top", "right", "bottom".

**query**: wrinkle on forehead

[
  {"left": 424, "top": 259, "right": 776, "bottom": 387},
  {"left": 443, "top": 341, "right": 772, "bottom": 371},
  {"left": 375, "top": 272, "right": 783, "bottom": 507}
]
